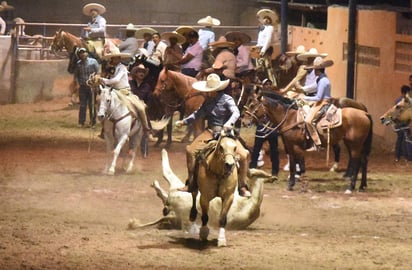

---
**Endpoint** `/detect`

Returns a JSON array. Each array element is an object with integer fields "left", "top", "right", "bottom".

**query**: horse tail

[{"left": 363, "top": 114, "right": 373, "bottom": 157}]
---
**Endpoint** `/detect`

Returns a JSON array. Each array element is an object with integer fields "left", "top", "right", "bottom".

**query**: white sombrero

[
  {"left": 304, "top": 57, "right": 334, "bottom": 70},
  {"left": 1, "top": 1, "right": 14, "bottom": 10},
  {"left": 135, "top": 27, "right": 157, "bottom": 39},
  {"left": 285, "top": 45, "right": 306, "bottom": 56},
  {"left": 82, "top": 3, "right": 106, "bottom": 16},
  {"left": 297, "top": 48, "right": 328, "bottom": 61},
  {"left": 192, "top": 73, "right": 229, "bottom": 92},
  {"left": 256, "top": 9, "right": 279, "bottom": 25},
  {"left": 161, "top": 31, "right": 186, "bottom": 44},
  {"left": 102, "top": 47, "right": 131, "bottom": 60},
  {"left": 197, "top": 16, "right": 221, "bottom": 27},
  {"left": 121, "top": 23, "right": 139, "bottom": 32}
]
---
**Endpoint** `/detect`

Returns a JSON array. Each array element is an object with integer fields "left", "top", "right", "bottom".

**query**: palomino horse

[
  {"left": 244, "top": 91, "right": 373, "bottom": 193},
  {"left": 97, "top": 85, "right": 144, "bottom": 175},
  {"left": 189, "top": 131, "right": 239, "bottom": 247},
  {"left": 380, "top": 94, "right": 412, "bottom": 130},
  {"left": 153, "top": 68, "right": 206, "bottom": 144}
]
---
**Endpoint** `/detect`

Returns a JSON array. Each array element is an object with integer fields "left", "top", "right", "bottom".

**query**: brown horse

[
  {"left": 380, "top": 94, "right": 412, "bottom": 130},
  {"left": 244, "top": 91, "right": 373, "bottom": 193},
  {"left": 188, "top": 132, "right": 239, "bottom": 247},
  {"left": 153, "top": 68, "right": 206, "bottom": 144}
]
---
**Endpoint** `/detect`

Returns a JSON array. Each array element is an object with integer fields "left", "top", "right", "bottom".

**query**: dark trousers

[
  {"left": 249, "top": 128, "right": 279, "bottom": 176},
  {"left": 78, "top": 85, "right": 96, "bottom": 126},
  {"left": 181, "top": 68, "right": 198, "bottom": 78},
  {"left": 395, "top": 127, "right": 410, "bottom": 159}
]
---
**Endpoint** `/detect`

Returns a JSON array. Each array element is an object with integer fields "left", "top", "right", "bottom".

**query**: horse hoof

[
  {"left": 199, "top": 226, "right": 209, "bottom": 241},
  {"left": 218, "top": 238, "right": 227, "bottom": 247},
  {"left": 108, "top": 170, "right": 115, "bottom": 176},
  {"left": 344, "top": 189, "right": 352, "bottom": 195},
  {"left": 359, "top": 187, "right": 366, "bottom": 192}
]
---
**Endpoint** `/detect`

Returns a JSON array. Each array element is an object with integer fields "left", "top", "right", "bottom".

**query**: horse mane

[{"left": 261, "top": 90, "right": 294, "bottom": 104}]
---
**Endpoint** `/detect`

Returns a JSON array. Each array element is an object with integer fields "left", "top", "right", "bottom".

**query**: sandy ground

[{"left": 1, "top": 97, "right": 412, "bottom": 270}]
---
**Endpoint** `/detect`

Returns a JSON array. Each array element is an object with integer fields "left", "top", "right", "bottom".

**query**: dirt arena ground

[{"left": 1, "top": 97, "right": 411, "bottom": 269}]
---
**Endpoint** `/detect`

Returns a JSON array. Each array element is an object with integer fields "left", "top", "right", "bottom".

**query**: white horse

[{"left": 97, "top": 86, "right": 143, "bottom": 175}]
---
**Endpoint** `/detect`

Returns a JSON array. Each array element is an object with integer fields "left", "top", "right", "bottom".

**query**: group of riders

[{"left": 72, "top": 3, "right": 339, "bottom": 197}]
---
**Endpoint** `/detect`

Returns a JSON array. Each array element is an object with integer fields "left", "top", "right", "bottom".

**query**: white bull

[{"left": 129, "top": 149, "right": 275, "bottom": 230}]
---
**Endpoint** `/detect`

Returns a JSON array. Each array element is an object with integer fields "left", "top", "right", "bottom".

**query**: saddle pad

[{"left": 317, "top": 104, "right": 342, "bottom": 129}]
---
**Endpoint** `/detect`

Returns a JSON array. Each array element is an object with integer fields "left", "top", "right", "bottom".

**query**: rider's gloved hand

[{"left": 175, "top": 120, "right": 184, "bottom": 128}]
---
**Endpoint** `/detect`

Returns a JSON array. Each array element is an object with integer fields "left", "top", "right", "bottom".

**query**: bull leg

[{"left": 151, "top": 180, "right": 168, "bottom": 205}]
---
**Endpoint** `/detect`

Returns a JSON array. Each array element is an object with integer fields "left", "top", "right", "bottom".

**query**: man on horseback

[
  {"left": 254, "top": 9, "right": 280, "bottom": 86},
  {"left": 82, "top": 3, "right": 106, "bottom": 59},
  {"left": 99, "top": 48, "right": 151, "bottom": 134},
  {"left": 175, "top": 73, "right": 252, "bottom": 198},
  {"left": 299, "top": 57, "right": 334, "bottom": 151}
]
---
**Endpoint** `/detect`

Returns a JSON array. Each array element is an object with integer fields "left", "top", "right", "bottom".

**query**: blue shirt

[
  {"left": 304, "top": 73, "right": 331, "bottom": 102},
  {"left": 183, "top": 91, "right": 240, "bottom": 128},
  {"left": 74, "top": 57, "right": 99, "bottom": 86}
]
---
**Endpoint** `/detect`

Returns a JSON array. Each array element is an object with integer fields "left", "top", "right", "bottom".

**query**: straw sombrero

[
  {"left": 121, "top": 23, "right": 139, "bottom": 32},
  {"left": 131, "top": 64, "right": 149, "bottom": 77},
  {"left": 192, "top": 73, "right": 229, "bottom": 92},
  {"left": 82, "top": 3, "right": 106, "bottom": 16},
  {"left": 197, "top": 16, "right": 221, "bottom": 27},
  {"left": 297, "top": 48, "right": 328, "bottom": 61},
  {"left": 256, "top": 9, "right": 279, "bottom": 25},
  {"left": 208, "top": 36, "right": 235, "bottom": 48},
  {"left": 224, "top": 31, "right": 252, "bottom": 44},
  {"left": 135, "top": 27, "right": 157, "bottom": 39},
  {"left": 285, "top": 45, "right": 306, "bottom": 56},
  {"left": 175, "top": 26, "right": 197, "bottom": 38},
  {"left": 161, "top": 31, "right": 186, "bottom": 44},
  {"left": 304, "top": 57, "right": 334, "bottom": 70},
  {"left": 102, "top": 47, "right": 131, "bottom": 60}
]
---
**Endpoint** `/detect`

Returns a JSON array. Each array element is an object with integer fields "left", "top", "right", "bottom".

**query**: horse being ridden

[
  {"left": 245, "top": 91, "right": 373, "bottom": 193},
  {"left": 153, "top": 68, "right": 206, "bottom": 144},
  {"left": 189, "top": 131, "right": 239, "bottom": 247},
  {"left": 97, "top": 85, "right": 143, "bottom": 175}
]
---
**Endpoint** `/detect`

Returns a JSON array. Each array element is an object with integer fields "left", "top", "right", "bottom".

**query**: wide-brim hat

[
  {"left": 1, "top": 1, "right": 14, "bottom": 10},
  {"left": 135, "top": 27, "right": 157, "bottom": 39},
  {"left": 161, "top": 31, "right": 186, "bottom": 44},
  {"left": 131, "top": 64, "right": 149, "bottom": 77},
  {"left": 175, "top": 26, "right": 197, "bottom": 38},
  {"left": 121, "top": 23, "right": 139, "bottom": 32},
  {"left": 209, "top": 36, "right": 235, "bottom": 48},
  {"left": 297, "top": 47, "right": 328, "bottom": 61},
  {"left": 192, "top": 73, "right": 229, "bottom": 92},
  {"left": 102, "top": 47, "right": 131, "bottom": 60},
  {"left": 304, "top": 57, "right": 334, "bottom": 70},
  {"left": 197, "top": 16, "right": 221, "bottom": 27},
  {"left": 224, "top": 31, "right": 251, "bottom": 44},
  {"left": 257, "top": 9, "right": 279, "bottom": 25},
  {"left": 82, "top": 3, "right": 106, "bottom": 16},
  {"left": 285, "top": 45, "right": 306, "bottom": 56}
]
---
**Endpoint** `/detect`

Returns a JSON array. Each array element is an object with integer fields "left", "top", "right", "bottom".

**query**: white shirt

[
  {"left": 102, "top": 63, "right": 130, "bottom": 89},
  {"left": 150, "top": 41, "right": 168, "bottom": 62},
  {"left": 198, "top": 28, "right": 215, "bottom": 49},
  {"left": 257, "top": 24, "right": 275, "bottom": 54},
  {"left": 302, "top": 69, "right": 318, "bottom": 95}
]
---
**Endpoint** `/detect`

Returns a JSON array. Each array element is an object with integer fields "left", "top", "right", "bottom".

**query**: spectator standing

[
  {"left": 73, "top": 48, "right": 99, "bottom": 128},
  {"left": 249, "top": 78, "right": 280, "bottom": 179}
]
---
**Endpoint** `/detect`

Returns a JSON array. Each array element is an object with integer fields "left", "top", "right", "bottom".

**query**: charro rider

[
  {"left": 175, "top": 73, "right": 252, "bottom": 198},
  {"left": 98, "top": 47, "right": 151, "bottom": 134},
  {"left": 298, "top": 56, "right": 334, "bottom": 151},
  {"left": 82, "top": 2, "right": 106, "bottom": 58},
  {"left": 254, "top": 8, "right": 280, "bottom": 85}
]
